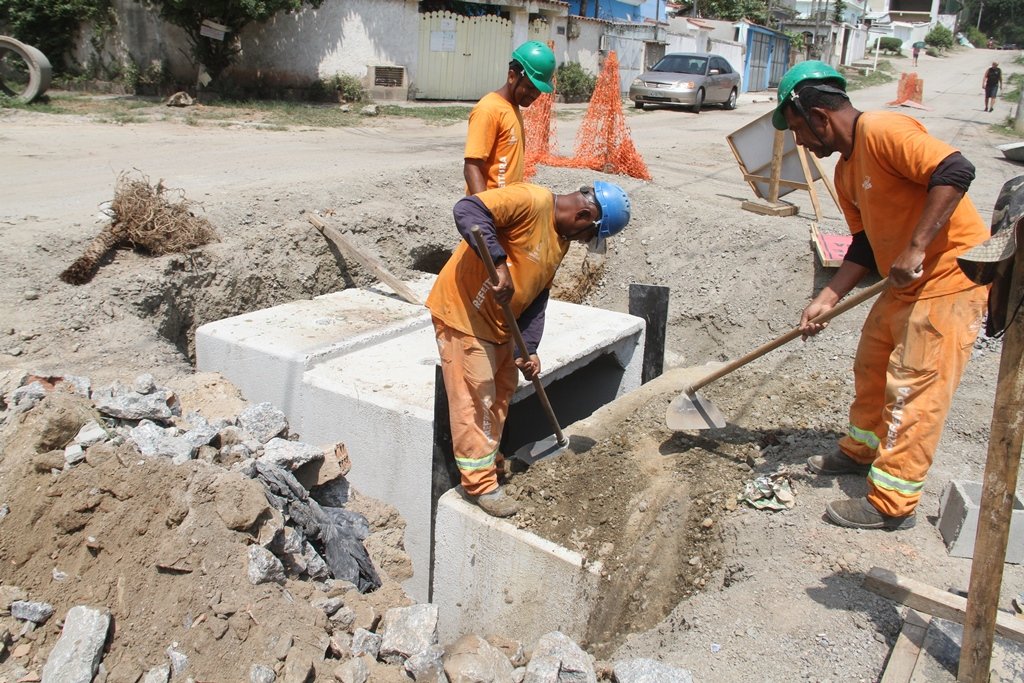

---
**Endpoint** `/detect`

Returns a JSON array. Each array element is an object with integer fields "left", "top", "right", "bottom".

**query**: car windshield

[{"left": 651, "top": 55, "right": 708, "bottom": 75}]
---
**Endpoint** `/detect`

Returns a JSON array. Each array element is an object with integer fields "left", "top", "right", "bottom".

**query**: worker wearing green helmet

[
  {"left": 463, "top": 41, "right": 557, "bottom": 195},
  {"left": 774, "top": 61, "right": 990, "bottom": 531}
]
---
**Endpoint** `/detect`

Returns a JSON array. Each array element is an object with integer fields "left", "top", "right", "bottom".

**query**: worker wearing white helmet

[{"left": 427, "top": 180, "right": 630, "bottom": 517}]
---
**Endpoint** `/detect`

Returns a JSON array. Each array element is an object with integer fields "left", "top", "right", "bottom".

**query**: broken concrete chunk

[
  {"left": 311, "top": 596, "right": 344, "bottom": 617},
  {"left": 141, "top": 664, "right": 170, "bottom": 683},
  {"left": 485, "top": 634, "right": 527, "bottom": 668},
  {"left": 250, "top": 663, "right": 276, "bottom": 683},
  {"left": 237, "top": 402, "right": 288, "bottom": 444},
  {"left": 74, "top": 420, "right": 108, "bottom": 448},
  {"left": 303, "top": 542, "right": 331, "bottom": 581},
  {"left": 351, "top": 628, "right": 382, "bottom": 658},
  {"left": 379, "top": 604, "right": 439, "bottom": 665},
  {"left": 526, "top": 632, "right": 597, "bottom": 683},
  {"left": 0, "top": 502, "right": 9, "bottom": 522},
  {"left": 64, "top": 443, "right": 86, "bottom": 466},
  {"left": 445, "top": 634, "right": 514, "bottom": 682},
  {"left": 132, "top": 373, "right": 157, "bottom": 394},
  {"left": 405, "top": 644, "right": 446, "bottom": 682},
  {"left": 247, "top": 545, "right": 286, "bottom": 585},
  {"left": 613, "top": 658, "right": 694, "bottom": 683},
  {"left": 11, "top": 600, "right": 54, "bottom": 624},
  {"left": 259, "top": 438, "right": 322, "bottom": 472},
  {"left": 8, "top": 381, "right": 47, "bottom": 413},
  {"left": 333, "top": 656, "right": 369, "bottom": 683},
  {"left": 40, "top": 606, "right": 110, "bottom": 683},
  {"left": 128, "top": 421, "right": 195, "bottom": 463},
  {"left": 93, "top": 383, "right": 178, "bottom": 422},
  {"left": 329, "top": 606, "right": 356, "bottom": 631},
  {"left": 166, "top": 644, "right": 188, "bottom": 677}
]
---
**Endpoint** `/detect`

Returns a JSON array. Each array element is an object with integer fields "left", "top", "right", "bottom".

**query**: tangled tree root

[{"left": 60, "top": 172, "right": 217, "bottom": 285}]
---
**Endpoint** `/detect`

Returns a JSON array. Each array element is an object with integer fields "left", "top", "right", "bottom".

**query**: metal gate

[
  {"left": 417, "top": 11, "right": 513, "bottom": 100},
  {"left": 746, "top": 29, "right": 771, "bottom": 93}
]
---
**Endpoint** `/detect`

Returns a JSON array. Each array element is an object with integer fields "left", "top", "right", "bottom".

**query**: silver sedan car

[{"left": 629, "top": 52, "right": 741, "bottom": 113}]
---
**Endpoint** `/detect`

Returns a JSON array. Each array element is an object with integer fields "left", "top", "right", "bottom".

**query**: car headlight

[
  {"left": 631, "top": 78, "right": 643, "bottom": 86},
  {"left": 677, "top": 81, "right": 696, "bottom": 89}
]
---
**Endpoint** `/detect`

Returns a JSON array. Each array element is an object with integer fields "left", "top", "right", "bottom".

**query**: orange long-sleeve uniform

[
  {"left": 427, "top": 184, "right": 568, "bottom": 495},
  {"left": 834, "top": 111, "right": 989, "bottom": 517}
]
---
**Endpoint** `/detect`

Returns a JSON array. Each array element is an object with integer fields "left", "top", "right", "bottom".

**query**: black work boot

[
  {"left": 806, "top": 451, "right": 871, "bottom": 476},
  {"left": 825, "top": 497, "right": 917, "bottom": 530}
]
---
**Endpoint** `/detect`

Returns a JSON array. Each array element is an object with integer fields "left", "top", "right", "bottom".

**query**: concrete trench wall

[{"left": 196, "top": 275, "right": 646, "bottom": 609}]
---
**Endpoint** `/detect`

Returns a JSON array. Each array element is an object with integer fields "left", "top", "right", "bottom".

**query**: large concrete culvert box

[{"left": 196, "top": 275, "right": 646, "bottom": 605}]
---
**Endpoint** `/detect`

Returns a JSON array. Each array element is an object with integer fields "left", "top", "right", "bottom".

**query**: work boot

[
  {"left": 825, "top": 497, "right": 917, "bottom": 530},
  {"left": 473, "top": 487, "right": 520, "bottom": 518},
  {"left": 806, "top": 451, "right": 871, "bottom": 476}
]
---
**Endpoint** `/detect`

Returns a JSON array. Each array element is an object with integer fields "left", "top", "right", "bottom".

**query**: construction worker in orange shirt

[
  {"left": 463, "top": 41, "right": 556, "bottom": 195},
  {"left": 427, "top": 181, "right": 631, "bottom": 517},
  {"left": 773, "top": 61, "right": 990, "bottom": 530}
]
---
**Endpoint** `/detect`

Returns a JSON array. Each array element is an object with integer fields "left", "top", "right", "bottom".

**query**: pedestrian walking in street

[
  {"left": 983, "top": 61, "right": 1002, "bottom": 112},
  {"left": 772, "top": 61, "right": 990, "bottom": 531},
  {"left": 426, "top": 181, "right": 631, "bottom": 516},
  {"left": 463, "top": 41, "right": 556, "bottom": 195}
]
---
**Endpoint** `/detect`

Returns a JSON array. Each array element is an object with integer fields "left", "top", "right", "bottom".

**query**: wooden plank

[
  {"left": 809, "top": 222, "right": 851, "bottom": 267},
  {"left": 958, "top": 225, "right": 1024, "bottom": 682},
  {"left": 741, "top": 199, "right": 799, "bottom": 217},
  {"left": 741, "top": 174, "right": 810, "bottom": 189},
  {"left": 796, "top": 145, "right": 823, "bottom": 222},
  {"left": 767, "top": 129, "right": 785, "bottom": 204},
  {"left": 307, "top": 214, "right": 423, "bottom": 306},
  {"left": 864, "top": 567, "right": 1024, "bottom": 647},
  {"left": 881, "top": 609, "right": 932, "bottom": 683}
]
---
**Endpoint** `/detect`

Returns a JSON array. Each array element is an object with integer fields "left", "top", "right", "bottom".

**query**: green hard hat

[
  {"left": 511, "top": 41, "right": 556, "bottom": 94},
  {"left": 772, "top": 60, "right": 846, "bottom": 130}
]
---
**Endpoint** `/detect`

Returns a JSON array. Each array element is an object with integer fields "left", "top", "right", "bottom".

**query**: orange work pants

[
  {"left": 839, "top": 286, "right": 987, "bottom": 517},
  {"left": 432, "top": 317, "right": 518, "bottom": 496}
]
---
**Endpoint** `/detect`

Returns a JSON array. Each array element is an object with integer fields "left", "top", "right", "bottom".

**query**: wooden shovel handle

[
  {"left": 469, "top": 226, "right": 567, "bottom": 447},
  {"left": 689, "top": 277, "right": 889, "bottom": 393}
]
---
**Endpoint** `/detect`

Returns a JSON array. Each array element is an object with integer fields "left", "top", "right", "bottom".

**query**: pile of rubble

[{"left": 0, "top": 372, "right": 695, "bottom": 682}]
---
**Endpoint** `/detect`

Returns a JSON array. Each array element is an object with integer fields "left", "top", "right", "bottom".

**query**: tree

[
  {"left": 138, "top": 0, "right": 324, "bottom": 82},
  {"left": 0, "top": 0, "right": 110, "bottom": 71}
]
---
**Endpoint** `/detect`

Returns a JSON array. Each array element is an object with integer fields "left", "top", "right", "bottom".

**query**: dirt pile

[{"left": 0, "top": 375, "right": 414, "bottom": 682}]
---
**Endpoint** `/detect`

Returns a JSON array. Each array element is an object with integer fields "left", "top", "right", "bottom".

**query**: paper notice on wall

[
  {"left": 200, "top": 19, "right": 228, "bottom": 41},
  {"left": 430, "top": 31, "right": 456, "bottom": 53}
]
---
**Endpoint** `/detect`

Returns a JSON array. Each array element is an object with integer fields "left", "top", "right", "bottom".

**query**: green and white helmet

[{"left": 772, "top": 60, "right": 847, "bottom": 130}]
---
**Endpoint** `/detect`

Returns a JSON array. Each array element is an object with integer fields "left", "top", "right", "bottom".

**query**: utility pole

[{"left": 977, "top": 0, "right": 984, "bottom": 29}]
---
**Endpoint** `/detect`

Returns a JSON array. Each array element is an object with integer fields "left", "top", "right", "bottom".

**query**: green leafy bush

[
  {"left": 555, "top": 62, "right": 595, "bottom": 104},
  {"left": 925, "top": 24, "right": 954, "bottom": 50},
  {"left": 963, "top": 26, "right": 987, "bottom": 49},
  {"left": 877, "top": 37, "right": 903, "bottom": 54},
  {"left": 309, "top": 73, "right": 366, "bottom": 103},
  {"left": 0, "top": 0, "right": 111, "bottom": 72}
]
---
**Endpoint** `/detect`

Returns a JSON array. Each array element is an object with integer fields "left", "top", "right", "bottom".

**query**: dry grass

[{"left": 60, "top": 172, "right": 217, "bottom": 285}]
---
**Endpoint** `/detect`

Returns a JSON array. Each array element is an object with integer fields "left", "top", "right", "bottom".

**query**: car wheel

[
  {"left": 723, "top": 88, "right": 737, "bottom": 110},
  {"left": 692, "top": 88, "right": 704, "bottom": 114},
  {"left": 634, "top": 101, "right": 645, "bottom": 110}
]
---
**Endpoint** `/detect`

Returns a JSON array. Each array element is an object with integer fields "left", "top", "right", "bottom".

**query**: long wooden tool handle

[
  {"left": 308, "top": 214, "right": 423, "bottom": 306},
  {"left": 690, "top": 277, "right": 889, "bottom": 393},
  {"left": 470, "top": 226, "right": 567, "bottom": 447}
]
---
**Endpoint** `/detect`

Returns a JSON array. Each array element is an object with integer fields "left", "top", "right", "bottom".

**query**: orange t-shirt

[
  {"left": 426, "top": 184, "right": 569, "bottom": 344},
  {"left": 835, "top": 111, "right": 988, "bottom": 300},
  {"left": 464, "top": 92, "right": 524, "bottom": 191}
]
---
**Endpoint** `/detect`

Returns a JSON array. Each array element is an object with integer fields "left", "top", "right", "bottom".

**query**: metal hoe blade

[
  {"left": 512, "top": 434, "right": 570, "bottom": 467},
  {"left": 666, "top": 389, "right": 727, "bottom": 431}
]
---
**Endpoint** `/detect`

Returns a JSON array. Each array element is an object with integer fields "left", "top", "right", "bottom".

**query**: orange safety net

[
  {"left": 887, "top": 72, "right": 931, "bottom": 110},
  {"left": 523, "top": 50, "right": 651, "bottom": 182}
]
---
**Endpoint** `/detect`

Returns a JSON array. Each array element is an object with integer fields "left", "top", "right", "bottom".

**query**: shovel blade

[
  {"left": 512, "top": 434, "right": 570, "bottom": 467},
  {"left": 666, "top": 390, "right": 727, "bottom": 431}
]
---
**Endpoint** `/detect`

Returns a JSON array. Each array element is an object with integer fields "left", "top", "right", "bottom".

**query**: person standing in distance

[
  {"left": 463, "top": 41, "right": 556, "bottom": 195},
  {"left": 983, "top": 61, "right": 1002, "bottom": 112}
]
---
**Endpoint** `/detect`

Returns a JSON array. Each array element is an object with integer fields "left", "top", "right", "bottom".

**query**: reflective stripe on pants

[
  {"left": 433, "top": 317, "right": 517, "bottom": 497},
  {"left": 838, "top": 286, "right": 987, "bottom": 517}
]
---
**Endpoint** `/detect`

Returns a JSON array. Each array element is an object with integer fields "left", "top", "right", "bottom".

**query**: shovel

[
  {"left": 667, "top": 277, "right": 889, "bottom": 431},
  {"left": 469, "top": 226, "right": 570, "bottom": 464}
]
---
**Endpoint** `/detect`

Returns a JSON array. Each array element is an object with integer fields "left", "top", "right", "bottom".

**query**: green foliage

[
  {"left": 963, "top": 26, "right": 987, "bottom": 49},
  {"left": 0, "top": 0, "right": 111, "bottom": 72},
  {"left": 925, "top": 24, "right": 954, "bottom": 50},
  {"left": 784, "top": 31, "right": 805, "bottom": 54},
  {"left": 138, "top": 0, "right": 325, "bottom": 81},
  {"left": 122, "top": 59, "right": 168, "bottom": 94},
  {"left": 832, "top": 0, "right": 846, "bottom": 23},
  {"left": 555, "top": 62, "right": 595, "bottom": 103},
  {"left": 309, "top": 73, "right": 366, "bottom": 103},
  {"left": 960, "top": 0, "right": 1024, "bottom": 47},
  {"left": 877, "top": 37, "right": 903, "bottom": 54}
]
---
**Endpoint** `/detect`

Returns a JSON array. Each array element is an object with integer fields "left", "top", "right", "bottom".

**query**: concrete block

[
  {"left": 938, "top": 480, "right": 1024, "bottom": 564},
  {"left": 432, "top": 489, "right": 602, "bottom": 646},
  {"left": 196, "top": 276, "right": 645, "bottom": 602}
]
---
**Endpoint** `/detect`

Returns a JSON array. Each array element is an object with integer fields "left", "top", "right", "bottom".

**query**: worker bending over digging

[
  {"left": 772, "top": 61, "right": 989, "bottom": 531},
  {"left": 463, "top": 40, "right": 556, "bottom": 195},
  {"left": 426, "top": 181, "right": 631, "bottom": 517}
]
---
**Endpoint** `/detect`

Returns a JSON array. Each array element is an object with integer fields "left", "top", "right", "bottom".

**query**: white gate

[{"left": 417, "top": 11, "right": 513, "bottom": 100}]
